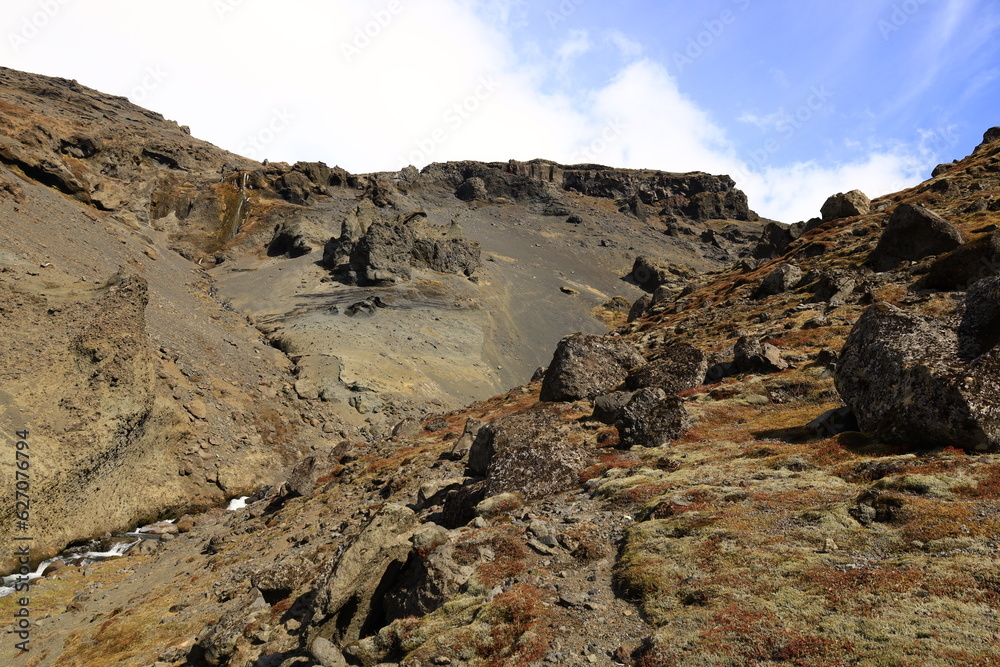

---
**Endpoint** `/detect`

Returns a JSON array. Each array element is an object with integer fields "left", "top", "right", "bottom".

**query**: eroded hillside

[
  {"left": 0, "top": 68, "right": 762, "bottom": 584},
  {"left": 2, "top": 60, "right": 998, "bottom": 666}
]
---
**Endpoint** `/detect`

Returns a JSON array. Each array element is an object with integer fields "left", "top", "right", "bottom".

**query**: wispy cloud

[
  {"left": 556, "top": 29, "right": 592, "bottom": 71},
  {"left": 606, "top": 30, "right": 643, "bottom": 59}
]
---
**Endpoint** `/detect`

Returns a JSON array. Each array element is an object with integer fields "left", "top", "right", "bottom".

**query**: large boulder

[
  {"left": 821, "top": 190, "right": 871, "bottom": 222},
  {"left": 466, "top": 404, "right": 592, "bottom": 500},
  {"left": 810, "top": 269, "right": 857, "bottom": 307},
  {"left": 455, "top": 176, "right": 489, "bottom": 201},
  {"left": 752, "top": 221, "right": 804, "bottom": 260},
  {"left": 627, "top": 294, "right": 652, "bottom": 322},
  {"left": 630, "top": 256, "right": 677, "bottom": 291},
  {"left": 383, "top": 540, "right": 471, "bottom": 621},
  {"left": 921, "top": 232, "right": 1000, "bottom": 291},
  {"left": 835, "top": 296, "right": 1000, "bottom": 452},
  {"left": 975, "top": 126, "right": 1000, "bottom": 152},
  {"left": 869, "top": 204, "right": 965, "bottom": 272},
  {"left": 614, "top": 388, "right": 691, "bottom": 448},
  {"left": 623, "top": 343, "right": 707, "bottom": 395},
  {"left": 540, "top": 333, "right": 645, "bottom": 402},
  {"left": 309, "top": 505, "right": 417, "bottom": 644},
  {"left": 754, "top": 263, "right": 803, "bottom": 299},
  {"left": 958, "top": 277, "right": 1000, "bottom": 357},
  {"left": 734, "top": 336, "right": 788, "bottom": 374}
]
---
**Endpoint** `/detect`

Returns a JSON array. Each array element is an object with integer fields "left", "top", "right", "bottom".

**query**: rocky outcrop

[
  {"left": 821, "top": 190, "right": 871, "bottom": 222},
  {"left": 466, "top": 404, "right": 592, "bottom": 500},
  {"left": 557, "top": 166, "right": 758, "bottom": 222},
  {"left": 614, "top": 388, "right": 690, "bottom": 448},
  {"left": 921, "top": 232, "right": 1000, "bottom": 291},
  {"left": 324, "top": 211, "right": 480, "bottom": 285},
  {"left": 754, "top": 263, "right": 803, "bottom": 298},
  {"left": 623, "top": 344, "right": 707, "bottom": 395},
  {"left": 753, "top": 221, "right": 805, "bottom": 260},
  {"left": 309, "top": 504, "right": 417, "bottom": 644},
  {"left": 835, "top": 294, "right": 1000, "bottom": 451},
  {"left": 267, "top": 218, "right": 331, "bottom": 257},
  {"left": 869, "top": 204, "right": 965, "bottom": 271},
  {"left": 734, "top": 336, "right": 788, "bottom": 374},
  {"left": 428, "top": 159, "right": 761, "bottom": 222},
  {"left": 540, "top": 333, "right": 645, "bottom": 402},
  {"left": 810, "top": 269, "right": 858, "bottom": 306}
]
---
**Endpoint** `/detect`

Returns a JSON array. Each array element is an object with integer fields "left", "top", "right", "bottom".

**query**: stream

[{"left": 0, "top": 496, "right": 251, "bottom": 598}]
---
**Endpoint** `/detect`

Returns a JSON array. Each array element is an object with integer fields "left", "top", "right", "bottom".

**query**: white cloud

[
  {"left": 737, "top": 109, "right": 790, "bottom": 132},
  {"left": 556, "top": 29, "right": 592, "bottom": 71},
  {"left": 606, "top": 30, "right": 644, "bottom": 59},
  {"left": 0, "top": 0, "right": 940, "bottom": 223}
]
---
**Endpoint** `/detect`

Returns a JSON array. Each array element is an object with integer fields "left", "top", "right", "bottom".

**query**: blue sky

[{"left": 2, "top": 0, "right": 997, "bottom": 222}]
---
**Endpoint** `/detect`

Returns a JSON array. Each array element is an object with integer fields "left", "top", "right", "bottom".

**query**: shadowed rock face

[
  {"left": 869, "top": 203, "right": 965, "bottom": 271},
  {"left": 921, "top": 232, "right": 1000, "bottom": 291},
  {"left": 835, "top": 296, "right": 1000, "bottom": 452},
  {"left": 614, "top": 388, "right": 690, "bottom": 448}
]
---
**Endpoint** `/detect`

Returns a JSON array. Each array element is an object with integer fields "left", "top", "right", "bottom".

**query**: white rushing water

[
  {"left": 0, "top": 538, "right": 140, "bottom": 598},
  {"left": 226, "top": 496, "right": 250, "bottom": 511}
]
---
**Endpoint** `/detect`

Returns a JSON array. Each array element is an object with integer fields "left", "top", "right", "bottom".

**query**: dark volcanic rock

[
  {"left": 922, "top": 233, "right": 1000, "bottom": 291},
  {"left": 630, "top": 256, "right": 680, "bottom": 291},
  {"left": 734, "top": 336, "right": 788, "bottom": 374},
  {"left": 810, "top": 269, "right": 857, "bottom": 306},
  {"left": 332, "top": 211, "right": 480, "bottom": 285},
  {"left": 627, "top": 294, "right": 652, "bottom": 322},
  {"left": 869, "top": 204, "right": 965, "bottom": 272},
  {"left": 268, "top": 219, "right": 328, "bottom": 258},
  {"left": 251, "top": 557, "right": 317, "bottom": 604},
  {"left": 540, "top": 333, "right": 645, "bottom": 402},
  {"left": 310, "top": 504, "right": 416, "bottom": 644},
  {"left": 958, "top": 277, "right": 1000, "bottom": 358},
  {"left": 754, "top": 263, "right": 803, "bottom": 298},
  {"left": 821, "top": 190, "right": 871, "bottom": 222},
  {"left": 455, "top": 176, "right": 488, "bottom": 201},
  {"left": 592, "top": 391, "right": 638, "bottom": 424},
  {"left": 615, "top": 388, "right": 690, "bottom": 448},
  {"left": 623, "top": 344, "right": 707, "bottom": 395},
  {"left": 412, "top": 234, "right": 481, "bottom": 276},
  {"left": 753, "top": 221, "right": 804, "bottom": 260},
  {"left": 384, "top": 542, "right": 469, "bottom": 621},
  {"left": 467, "top": 404, "right": 592, "bottom": 500},
  {"left": 835, "top": 300, "right": 1000, "bottom": 452}
]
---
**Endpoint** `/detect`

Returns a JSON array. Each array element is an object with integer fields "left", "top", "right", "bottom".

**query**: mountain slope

[{"left": 0, "top": 64, "right": 997, "bottom": 666}]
